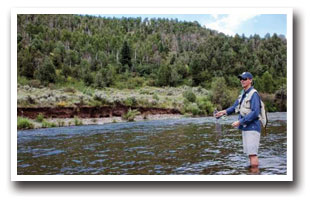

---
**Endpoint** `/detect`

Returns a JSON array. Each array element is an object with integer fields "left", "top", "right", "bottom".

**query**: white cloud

[
  {"left": 205, "top": 14, "right": 260, "bottom": 36},
  {"left": 211, "top": 14, "right": 219, "bottom": 19}
]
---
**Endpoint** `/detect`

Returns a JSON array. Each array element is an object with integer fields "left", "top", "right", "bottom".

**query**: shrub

[
  {"left": 93, "top": 92, "right": 109, "bottom": 105},
  {"left": 265, "top": 101, "right": 277, "bottom": 112},
  {"left": 183, "top": 89, "right": 196, "bottom": 103},
  {"left": 82, "top": 87, "right": 94, "bottom": 96},
  {"left": 17, "top": 117, "right": 34, "bottom": 129},
  {"left": 124, "top": 97, "right": 137, "bottom": 107},
  {"left": 186, "top": 103, "right": 201, "bottom": 116},
  {"left": 89, "top": 100, "right": 102, "bottom": 107},
  {"left": 152, "top": 94, "right": 159, "bottom": 101},
  {"left": 17, "top": 76, "right": 30, "bottom": 86},
  {"left": 127, "top": 76, "right": 145, "bottom": 89},
  {"left": 35, "top": 113, "right": 44, "bottom": 122},
  {"left": 29, "top": 79, "right": 41, "bottom": 88},
  {"left": 41, "top": 120, "right": 57, "bottom": 128},
  {"left": 196, "top": 97, "right": 215, "bottom": 115},
  {"left": 74, "top": 116, "right": 83, "bottom": 126},
  {"left": 41, "top": 120, "right": 50, "bottom": 128},
  {"left": 122, "top": 109, "right": 140, "bottom": 122},
  {"left": 26, "top": 95, "right": 36, "bottom": 105}
]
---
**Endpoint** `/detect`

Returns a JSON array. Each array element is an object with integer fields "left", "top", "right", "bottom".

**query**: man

[{"left": 215, "top": 72, "right": 261, "bottom": 168}]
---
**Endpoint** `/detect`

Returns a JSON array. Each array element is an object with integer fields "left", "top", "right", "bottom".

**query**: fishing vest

[{"left": 235, "top": 88, "right": 268, "bottom": 128}]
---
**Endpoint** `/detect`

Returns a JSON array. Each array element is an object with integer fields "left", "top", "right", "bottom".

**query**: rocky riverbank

[{"left": 18, "top": 113, "right": 185, "bottom": 130}]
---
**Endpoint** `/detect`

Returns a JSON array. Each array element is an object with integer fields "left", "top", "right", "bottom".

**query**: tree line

[{"left": 17, "top": 14, "right": 287, "bottom": 93}]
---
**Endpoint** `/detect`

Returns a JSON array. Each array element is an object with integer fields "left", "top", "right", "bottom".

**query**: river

[{"left": 17, "top": 112, "right": 287, "bottom": 175}]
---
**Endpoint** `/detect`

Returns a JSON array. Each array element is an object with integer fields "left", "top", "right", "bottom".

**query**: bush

[
  {"left": 186, "top": 103, "right": 201, "bottom": 116},
  {"left": 41, "top": 120, "right": 57, "bottom": 128},
  {"left": 93, "top": 92, "right": 109, "bottom": 105},
  {"left": 265, "top": 101, "right": 277, "bottom": 112},
  {"left": 35, "top": 113, "right": 44, "bottom": 122},
  {"left": 74, "top": 116, "right": 83, "bottom": 126},
  {"left": 17, "top": 76, "right": 30, "bottom": 86},
  {"left": 196, "top": 97, "right": 215, "bottom": 115},
  {"left": 17, "top": 117, "right": 34, "bottom": 129},
  {"left": 124, "top": 97, "right": 138, "bottom": 107},
  {"left": 152, "top": 94, "right": 159, "bottom": 101},
  {"left": 26, "top": 95, "right": 36, "bottom": 105},
  {"left": 122, "top": 109, "right": 140, "bottom": 121},
  {"left": 127, "top": 76, "right": 145, "bottom": 89},
  {"left": 29, "top": 79, "right": 41, "bottom": 88},
  {"left": 183, "top": 89, "right": 196, "bottom": 103}
]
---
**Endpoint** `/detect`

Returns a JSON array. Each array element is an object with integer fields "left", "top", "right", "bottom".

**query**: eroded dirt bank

[{"left": 17, "top": 105, "right": 181, "bottom": 119}]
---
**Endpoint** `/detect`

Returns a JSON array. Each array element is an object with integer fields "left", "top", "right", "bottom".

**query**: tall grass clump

[
  {"left": 17, "top": 117, "right": 34, "bottom": 129},
  {"left": 35, "top": 113, "right": 44, "bottom": 122},
  {"left": 74, "top": 116, "right": 83, "bottom": 126},
  {"left": 122, "top": 109, "right": 141, "bottom": 122},
  {"left": 41, "top": 120, "right": 57, "bottom": 128}
]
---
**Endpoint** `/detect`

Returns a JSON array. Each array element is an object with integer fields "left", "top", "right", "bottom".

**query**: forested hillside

[{"left": 17, "top": 14, "right": 287, "bottom": 93}]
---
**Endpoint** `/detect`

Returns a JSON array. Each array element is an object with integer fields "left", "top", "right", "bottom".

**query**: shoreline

[{"left": 20, "top": 113, "right": 186, "bottom": 130}]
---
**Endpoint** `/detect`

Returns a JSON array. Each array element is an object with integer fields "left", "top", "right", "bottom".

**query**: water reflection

[{"left": 17, "top": 113, "right": 287, "bottom": 175}]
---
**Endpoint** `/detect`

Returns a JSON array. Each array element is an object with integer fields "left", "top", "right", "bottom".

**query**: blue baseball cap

[{"left": 238, "top": 72, "right": 253, "bottom": 79}]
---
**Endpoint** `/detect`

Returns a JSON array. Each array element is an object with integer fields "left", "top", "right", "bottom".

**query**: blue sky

[{"left": 96, "top": 14, "right": 287, "bottom": 38}]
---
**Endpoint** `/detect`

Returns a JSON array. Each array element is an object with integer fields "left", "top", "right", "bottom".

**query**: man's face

[{"left": 240, "top": 77, "right": 252, "bottom": 89}]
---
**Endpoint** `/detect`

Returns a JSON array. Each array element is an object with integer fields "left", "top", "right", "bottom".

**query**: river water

[{"left": 17, "top": 112, "right": 287, "bottom": 175}]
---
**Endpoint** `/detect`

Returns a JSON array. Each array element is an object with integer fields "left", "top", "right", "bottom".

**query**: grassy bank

[{"left": 17, "top": 84, "right": 218, "bottom": 116}]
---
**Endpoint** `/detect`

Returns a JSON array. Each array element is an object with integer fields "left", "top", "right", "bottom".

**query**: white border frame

[{"left": 11, "top": 7, "right": 293, "bottom": 181}]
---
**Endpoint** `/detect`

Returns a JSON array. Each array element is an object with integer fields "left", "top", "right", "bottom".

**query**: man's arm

[{"left": 215, "top": 99, "right": 239, "bottom": 118}]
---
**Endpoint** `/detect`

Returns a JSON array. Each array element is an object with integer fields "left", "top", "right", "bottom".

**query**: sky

[{"left": 96, "top": 14, "right": 287, "bottom": 38}]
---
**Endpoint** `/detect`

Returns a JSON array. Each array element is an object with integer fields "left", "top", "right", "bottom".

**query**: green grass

[
  {"left": 74, "top": 116, "right": 83, "bottom": 126},
  {"left": 122, "top": 109, "right": 141, "bottom": 122},
  {"left": 35, "top": 113, "right": 44, "bottom": 122},
  {"left": 17, "top": 117, "right": 34, "bottom": 130},
  {"left": 17, "top": 83, "right": 220, "bottom": 116},
  {"left": 41, "top": 120, "right": 57, "bottom": 128}
]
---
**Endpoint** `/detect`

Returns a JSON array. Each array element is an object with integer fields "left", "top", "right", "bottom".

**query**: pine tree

[{"left": 120, "top": 41, "right": 132, "bottom": 72}]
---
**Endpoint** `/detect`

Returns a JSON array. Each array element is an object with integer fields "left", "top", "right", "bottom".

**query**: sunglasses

[{"left": 240, "top": 78, "right": 248, "bottom": 81}]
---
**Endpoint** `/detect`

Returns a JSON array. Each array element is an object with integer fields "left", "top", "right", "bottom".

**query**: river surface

[{"left": 17, "top": 112, "right": 287, "bottom": 175}]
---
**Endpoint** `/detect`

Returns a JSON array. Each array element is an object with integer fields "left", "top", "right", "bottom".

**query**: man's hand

[
  {"left": 231, "top": 121, "right": 240, "bottom": 128},
  {"left": 215, "top": 110, "right": 226, "bottom": 118}
]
